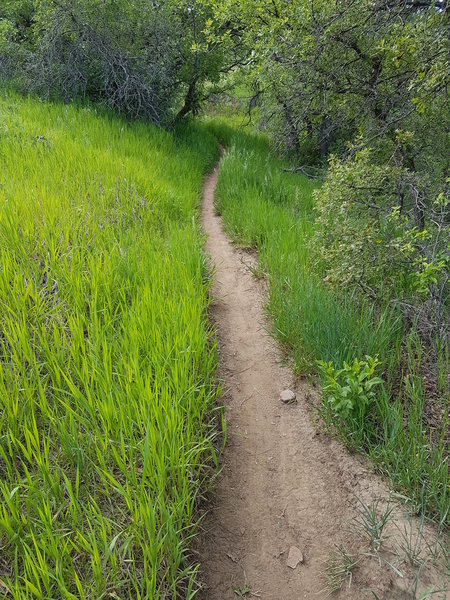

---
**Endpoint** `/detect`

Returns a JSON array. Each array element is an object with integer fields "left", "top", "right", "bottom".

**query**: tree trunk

[
  {"left": 174, "top": 80, "right": 197, "bottom": 123},
  {"left": 319, "top": 116, "right": 333, "bottom": 157}
]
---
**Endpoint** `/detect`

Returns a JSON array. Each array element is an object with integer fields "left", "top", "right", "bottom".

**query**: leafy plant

[
  {"left": 234, "top": 583, "right": 251, "bottom": 597},
  {"left": 317, "top": 356, "right": 383, "bottom": 421}
]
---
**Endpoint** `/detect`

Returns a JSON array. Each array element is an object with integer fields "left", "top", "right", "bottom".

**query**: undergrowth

[
  {"left": 0, "top": 91, "right": 220, "bottom": 598},
  {"left": 205, "top": 116, "right": 448, "bottom": 526}
]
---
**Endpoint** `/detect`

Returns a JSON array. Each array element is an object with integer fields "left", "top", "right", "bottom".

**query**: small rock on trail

[
  {"left": 286, "top": 545, "right": 304, "bottom": 569},
  {"left": 280, "top": 389, "right": 296, "bottom": 404}
]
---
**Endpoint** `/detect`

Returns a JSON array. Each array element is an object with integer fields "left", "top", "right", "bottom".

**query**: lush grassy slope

[
  {"left": 0, "top": 93, "right": 220, "bottom": 598},
  {"left": 206, "top": 118, "right": 448, "bottom": 525}
]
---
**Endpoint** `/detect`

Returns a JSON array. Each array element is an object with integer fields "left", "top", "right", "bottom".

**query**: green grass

[
  {"left": 0, "top": 92, "right": 220, "bottom": 598},
  {"left": 206, "top": 117, "right": 448, "bottom": 525}
]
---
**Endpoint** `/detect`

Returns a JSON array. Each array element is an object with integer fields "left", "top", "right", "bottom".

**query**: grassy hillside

[
  {"left": 0, "top": 93, "right": 219, "bottom": 599},
  {"left": 206, "top": 117, "right": 448, "bottom": 526}
]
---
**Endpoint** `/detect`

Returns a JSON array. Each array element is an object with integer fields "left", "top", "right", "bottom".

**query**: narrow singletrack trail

[{"left": 198, "top": 160, "right": 448, "bottom": 600}]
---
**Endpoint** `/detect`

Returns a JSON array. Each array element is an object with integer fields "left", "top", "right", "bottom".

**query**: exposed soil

[{"left": 198, "top": 160, "right": 448, "bottom": 600}]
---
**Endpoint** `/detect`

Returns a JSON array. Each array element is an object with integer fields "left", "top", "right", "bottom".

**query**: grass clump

[
  {"left": 206, "top": 116, "right": 448, "bottom": 525},
  {"left": 322, "top": 545, "right": 359, "bottom": 594},
  {"left": 0, "top": 92, "right": 220, "bottom": 598}
]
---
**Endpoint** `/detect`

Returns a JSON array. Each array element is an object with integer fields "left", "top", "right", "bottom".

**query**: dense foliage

[
  {"left": 0, "top": 0, "right": 246, "bottom": 123},
  {"left": 0, "top": 0, "right": 448, "bottom": 587},
  {"left": 204, "top": 0, "right": 448, "bottom": 523}
]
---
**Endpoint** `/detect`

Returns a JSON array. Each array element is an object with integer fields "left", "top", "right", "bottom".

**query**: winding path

[{"left": 197, "top": 159, "right": 447, "bottom": 600}]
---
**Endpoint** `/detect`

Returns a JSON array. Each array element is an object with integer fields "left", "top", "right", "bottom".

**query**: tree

[{"left": 0, "top": 0, "right": 248, "bottom": 123}]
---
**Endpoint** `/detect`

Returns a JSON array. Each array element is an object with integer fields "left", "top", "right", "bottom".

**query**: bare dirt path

[{"left": 198, "top": 160, "right": 448, "bottom": 600}]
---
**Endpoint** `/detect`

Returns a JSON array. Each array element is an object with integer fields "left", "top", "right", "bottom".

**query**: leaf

[
  {"left": 108, "top": 532, "right": 122, "bottom": 554},
  {"left": 9, "top": 486, "right": 19, "bottom": 499}
]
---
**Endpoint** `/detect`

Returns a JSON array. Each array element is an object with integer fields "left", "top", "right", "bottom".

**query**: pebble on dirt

[
  {"left": 280, "top": 389, "right": 297, "bottom": 404},
  {"left": 286, "top": 545, "right": 304, "bottom": 569}
]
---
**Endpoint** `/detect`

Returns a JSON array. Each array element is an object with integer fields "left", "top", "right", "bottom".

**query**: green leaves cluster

[
  {"left": 317, "top": 356, "right": 383, "bottom": 421},
  {"left": 216, "top": 0, "right": 448, "bottom": 339},
  {"left": 312, "top": 145, "right": 448, "bottom": 306}
]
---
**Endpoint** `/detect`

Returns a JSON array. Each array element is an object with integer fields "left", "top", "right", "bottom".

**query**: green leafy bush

[
  {"left": 317, "top": 356, "right": 383, "bottom": 422},
  {"left": 311, "top": 145, "right": 449, "bottom": 340}
]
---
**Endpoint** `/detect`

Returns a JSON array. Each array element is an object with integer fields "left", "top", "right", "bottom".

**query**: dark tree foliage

[{"left": 0, "top": 0, "right": 247, "bottom": 123}]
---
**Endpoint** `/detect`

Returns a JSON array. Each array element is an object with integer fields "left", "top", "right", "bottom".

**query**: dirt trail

[{"left": 198, "top": 160, "right": 448, "bottom": 600}]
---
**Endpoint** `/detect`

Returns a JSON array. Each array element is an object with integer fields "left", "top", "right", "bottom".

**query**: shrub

[
  {"left": 312, "top": 145, "right": 449, "bottom": 341},
  {"left": 317, "top": 356, "right": 383, "bottom": 424}
]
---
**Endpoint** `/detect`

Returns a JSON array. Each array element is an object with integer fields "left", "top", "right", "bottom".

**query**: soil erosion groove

[{"left": 198, "top": 158, "right": 447, "bottom": 599}]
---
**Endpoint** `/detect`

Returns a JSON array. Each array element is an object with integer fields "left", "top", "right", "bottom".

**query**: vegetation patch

[{"left": 0, "top": 91, "right": 220, "bottom": 598}]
